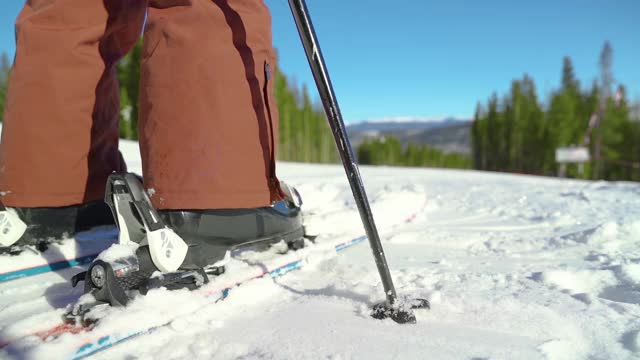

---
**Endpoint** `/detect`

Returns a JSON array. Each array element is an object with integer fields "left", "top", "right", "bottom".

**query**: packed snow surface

[{"left": 1, "top": 138, "right": 639, "bottom": 359}]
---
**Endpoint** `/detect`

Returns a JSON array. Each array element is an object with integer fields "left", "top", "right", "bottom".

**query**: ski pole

[{"left": 287, "top": 0, "right": 428, "bottom": 323}]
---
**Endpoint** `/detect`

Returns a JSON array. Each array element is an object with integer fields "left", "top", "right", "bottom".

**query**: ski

[
  {"left": 70, "top": 234, "right": 368, "bottom": 360},
  {"left": 0, "top": 199, "right": 426, "bottom": 360}
]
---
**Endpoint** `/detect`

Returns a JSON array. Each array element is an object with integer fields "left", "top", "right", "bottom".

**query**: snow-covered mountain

[
  {"left": 1, "top": 139, "right": 640, "bottom": 359},
  {"left": 346, "top": 117, "right": 472, "bottom": 154},
  {"left": 347, "top": 116, "right": 469, "bottom": 133}
]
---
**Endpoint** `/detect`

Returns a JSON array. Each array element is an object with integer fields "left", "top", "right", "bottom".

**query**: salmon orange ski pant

[{"left": 0, "top": 0, "right": 285, "bottom": 210}]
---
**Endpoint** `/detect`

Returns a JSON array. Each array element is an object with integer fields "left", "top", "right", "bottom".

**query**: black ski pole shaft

[{"left": 288, "top": 0, "right": 398, "bottom": 305}]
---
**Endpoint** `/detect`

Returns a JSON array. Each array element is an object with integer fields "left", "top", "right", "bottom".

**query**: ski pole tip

[{"left": 371, "top": 298, "right": 430, "bottom": 324}]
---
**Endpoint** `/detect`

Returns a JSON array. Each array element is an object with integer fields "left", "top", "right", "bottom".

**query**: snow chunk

[
  {"left": 620, "top": 264, "right": 640, "bottom": 285},
  {"left": 591, "top": 222, "right": 619, "bottom": 243},
  {"left": 630, "top": 221, "right": 640, "bottom": 239},
  {"left": 97, "top": 243, "right": 138, "bottom": 263},
  {"left": 539, "top": 339, "right": 586, "bottom": 360},
  {"left": 540, "top": 269, "right": 618, "bottom": 294}
]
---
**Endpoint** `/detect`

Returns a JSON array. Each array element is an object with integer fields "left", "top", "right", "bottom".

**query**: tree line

[
  {"left": 357, "top": 136, "right": 471, "bottom": 169},
  {"left": 472, "top": 42, "right": 640, "bottom": 181},
  {"left": 0, "top": 53, "right": 9, "bottom": 120},
  {"left": 272, "top": 60, "right": 338, "bottom": 163}
]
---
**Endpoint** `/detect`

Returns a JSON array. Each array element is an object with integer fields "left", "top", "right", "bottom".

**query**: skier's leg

[
  {"left": 141, "top": 0, "right": 285, "bottom": 210},
  {"left": 0, "top": 0, "right": 146, "bottom": 208},
  {"left": 68, "top": 0, "right": 306, "bottom": 305},
  {"left": 85, "top": 0, "right": 304, "bottom": 272},
  {"left": 0, "top": 0, "right": 147, "bottom": 247}
]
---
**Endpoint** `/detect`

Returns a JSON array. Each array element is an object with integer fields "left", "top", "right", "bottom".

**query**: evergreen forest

[{"left": 472, "top": 42, "right": 640, "bottom": 181}]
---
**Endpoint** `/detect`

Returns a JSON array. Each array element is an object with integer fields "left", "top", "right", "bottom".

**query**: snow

[
  {"left": 96, "top": 244, "right": 137, "bottom": 263},
  {"left": 1, "top": 138, "right": 640, "bottom": 359},
  {"left": 146, "top": 188, "right": 156, "bottom": 198}
]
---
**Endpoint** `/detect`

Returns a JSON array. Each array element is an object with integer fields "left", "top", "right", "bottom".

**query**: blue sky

[{"left": 1, "top": 0, "right": 638, "bottom": 123}]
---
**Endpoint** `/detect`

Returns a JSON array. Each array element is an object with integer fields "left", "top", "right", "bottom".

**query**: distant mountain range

[{"left": 346, "top": 117, "right": 472, "bottom": 155}]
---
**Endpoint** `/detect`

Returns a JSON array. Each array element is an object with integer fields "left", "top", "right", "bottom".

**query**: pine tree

[
  {"left": 485, "top": 94, "right": 500, "bottom": 171},
  {"left": 506, "top": 79, "right": 524, "bottom": 171},
  {"left": 593, "top": 41, "right": 615, "bottom": 178},
  {"left": 471, "top": 104, "right": 483, "bottom": 169},
  {"left": 0, "top": 53, "right": 11, "bottom": 122},
  {"left": 117, "top": 40, "right": 142, "bottom": 139},
  {"left": 545, "top": 57, "right": 586, "bottom": 177},
  {"left": 631, "top": 119, "right": 640, "bottom": 181},
  {"left": 600, "top": 85, "right": 632, "bottom": 180},
  {"left": 561, "top": 56, "right": 579, "bottom": 91},
  {"left": 520, "top": 75, "right": 545, "bottom": 174},
  {"left": 599, "top": 42, "right": 614, "bottom": 100}
]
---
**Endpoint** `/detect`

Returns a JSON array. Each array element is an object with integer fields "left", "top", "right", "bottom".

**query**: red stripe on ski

[
  {"left": 36, "top": 323, "right": 88, "bottom": 339},
  {"left": 0, "top": 323, "right": 89, "bottom": 349}
]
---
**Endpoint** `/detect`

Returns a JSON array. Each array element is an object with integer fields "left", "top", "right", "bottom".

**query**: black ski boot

[
  {"left": 70, "top": 173, "right": 305, "bottom": 314},
  {"left": 159, "top": 183, "right": 305, "bottom": 270},
  {"left": 0, "top": 201, "right": 115, "bottom": 255}
]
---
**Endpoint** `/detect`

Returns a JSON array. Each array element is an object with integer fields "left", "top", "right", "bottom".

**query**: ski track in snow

[{"left": 0, "top": 139, "right": 640, "bottom": 360}]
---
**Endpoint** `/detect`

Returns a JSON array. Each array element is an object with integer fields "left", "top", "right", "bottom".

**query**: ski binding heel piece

[
  {"left": 105, "top": 173, "right": 188, "bottom": 273},
  {"left": 0, "top": 206, "right": 27, "bottom": 247}
]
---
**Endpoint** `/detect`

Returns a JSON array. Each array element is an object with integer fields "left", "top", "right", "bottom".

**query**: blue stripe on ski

[
  {"left": 270, "top": 260, "right": 303, "bottom": 277},
  {"left": 70, "top": 234, "right": 370, "bottom": 360},
  {"left": 0, "top": 228, "right": 118, "bottom": 283},
  {"left": 0, "top": 255, "right": 98, "bottom": 283},
  {"left": 335, "top": 235, "right": 367, "bottom": 251},
  {"left": 71, "top": 329, "right": 148, "bottom": 360}
]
